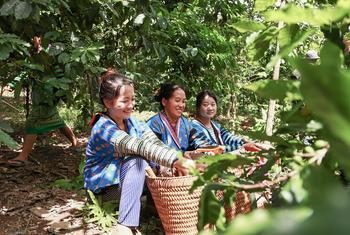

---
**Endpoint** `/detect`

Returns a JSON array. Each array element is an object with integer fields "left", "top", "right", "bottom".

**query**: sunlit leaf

[
  {"left": 264, "top": 4, "right": 350, "bottom": 26},
  {"left": 134, "top": 13, "right": 146, "bottom": 26},
  {"left": 14, "top": 1, "right": 32, "bottom": 19},
  {"left": 0, "top": 129, "right": 18, "bottom": 149},
  {"left": 208, "top": 208, "right": 312, "bottom": 235},
  {"left": 230, "top": 20, "right": 266, "bottom": 33},
  {"left": 244, "top": 80, "right": 302, "bottom": 101},
  {"left": 254, "top": 0, "right": 276, "bottom": 12},
  {"left": 0, "top": 0, "right": 19, "bottom": 16},
  {"left": 297, "top": 41, "right": 350, "bottom": 147},
  {"left": 247, "top": 27, "right": 279, "bottom": 60},
  {"left": 198, "top": 188, "right": 225, "bottom": 230},
  {"left": 268, "top": 28, "right": 315, "bottom": 68}
]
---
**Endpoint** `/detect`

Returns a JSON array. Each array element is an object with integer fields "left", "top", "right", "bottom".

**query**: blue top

[
  {"left": 84, "top": 115, "right": 148, "bottom": 193},
  {"left": 147, "top": 111, "right": 191, "bottom": 152},
  {"left": 190, "top": 119, "right": 244, "bottom": 152}
]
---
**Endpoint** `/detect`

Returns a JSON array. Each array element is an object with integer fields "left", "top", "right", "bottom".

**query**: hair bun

[
  {"left": 106, "top": 67, "right": 117, "bottom": 75},
  {"left": 100, "top": 67, "right": 118, "bottom": 82}
]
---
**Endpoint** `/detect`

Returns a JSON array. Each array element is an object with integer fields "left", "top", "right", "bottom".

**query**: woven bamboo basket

[
  {"left": 224, "top": 191, "right": 251, "bottom": 222},
  {"left": 146, "top": 175, "right": 203, "bottom": 235}
]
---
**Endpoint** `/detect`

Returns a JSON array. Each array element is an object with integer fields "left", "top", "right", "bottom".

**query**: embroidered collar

[{"left": 159, "top": 111, "right": 181, "bottom": 149}]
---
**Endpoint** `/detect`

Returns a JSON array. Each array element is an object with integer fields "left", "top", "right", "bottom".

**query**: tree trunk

[
  {"left": 226, "top": 93, "right": 237, "bottom": 129},
  {"left": 226, "top": 93, "right": 236, "bottom": 118},
  {"left": 265, "top": 19, "right": 284, "bottom": 136}
]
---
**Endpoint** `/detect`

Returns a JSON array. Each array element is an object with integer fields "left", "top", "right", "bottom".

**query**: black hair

[
  {"left": 99, "top": 68, "right": 133, "bottom": 107},
  {"left": 195, "top": 90, "right": 218, "bottom": 111},
  {"left": 154, "top": 83, "right": 186, "bottom": 109}
]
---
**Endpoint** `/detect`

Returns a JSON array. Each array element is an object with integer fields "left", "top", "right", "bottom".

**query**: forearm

[{"left": 114, "top": 130, "right": 178, "bottom": 167}]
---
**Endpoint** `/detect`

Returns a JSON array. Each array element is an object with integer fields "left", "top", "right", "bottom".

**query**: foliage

[
  {"left": 2, "top": 0, "right": 350, "bottom": 234},
  {"left": 192, "top": 0, "right": 350, "bottom": 235},
  {"left": 82, "top": 190, "right": 118, "bottom": 232},
  {"left": 0, "top": 0, "right": 254, "bottom": 118},
  {"left": 0, "top": 120, "right": 18, "bottom": 149},
  {"left": 52, "top": 157, "right": 85, "bottom": 190}
]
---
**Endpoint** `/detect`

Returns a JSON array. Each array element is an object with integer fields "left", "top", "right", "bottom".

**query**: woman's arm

[
  {"left": 189, "top": 124, "right": 218, "bottom": 150},
  {"left": 113, "top": 129, "right": 178, "bottom": 168},
  {"left": 219, "top": 125, "right": 245, "bottom": 152}
]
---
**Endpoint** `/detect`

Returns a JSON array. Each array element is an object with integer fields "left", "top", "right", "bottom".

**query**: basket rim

[{"left": 146, "top": 175, "right": 198, "bottom": 180}]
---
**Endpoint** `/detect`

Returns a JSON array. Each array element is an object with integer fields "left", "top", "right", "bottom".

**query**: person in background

[
  {"left": 190, "top": 90, "right": 267, "bottom": 153},
  {"left": 84, "top": 71, "right": 195, "bottom": 235},
  {"left": 7, "top": 36, "right": 78, "bottom": 167}
]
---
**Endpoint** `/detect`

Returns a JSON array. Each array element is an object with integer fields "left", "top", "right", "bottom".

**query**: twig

[
  {"left": 233, "top": 171, "right": 297, "bottom": 190},
  {"left": 7, "top": 193, "right": 52, "bottom": 215},
  {"left": 50, "top": 171, "right": 68, "bottom": 179},
  {"left": 0, "top": 99, "right": 21, "bottom": 112}
]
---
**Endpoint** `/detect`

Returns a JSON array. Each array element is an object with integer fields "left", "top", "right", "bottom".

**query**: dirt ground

[
  {"left": 0, "top": 94, "right": 163, "bottom": 235},
  {"left": 0, "top": 132, "right": 101, "bottom": 235}
]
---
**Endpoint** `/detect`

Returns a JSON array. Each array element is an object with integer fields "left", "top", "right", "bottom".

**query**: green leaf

[
  {"left": 244, "top": 80, "right": 302, "bottom": 101},
  {"left": 254, "top": 0, "right": 276, "bottom": 12},
  {"left": 279, "top": 174, "right": 308, "bottom": 205},
  {"left": 230, "top": 20, "right": 266, "bottom": 33},
  {"left": 296, "top": 41, "right": 350, "bottom": 174},
  {"left": 200, "top": 157, "right": 253, "bottom": 181},
  {"left": 81, "top": 52, "right": 87, "bottom": 64},
  {"left": 48, "top": 42, "right": 65, "bottom": 56},
  {"left": 58, "top": 52, "right": 70, "bottom": 64},
  {"left": 18, "top": 61, "right": 44, "bottom": 71},
  {"left": 237, "top": 130, "right": 286, "bottom": 144},
  {"left": 14, "top": 1, "right": 32, "bottom": 19},
  {"left": 247, "top": 27, "right": 279, "bottom": 61},
  {"left": 216, "top": 208, "right": 312, "bottom": 235},
  {"left": 0, "top": 43, "right": 13, "bottom": 60},
  {"left": 46, "top": 77, "right": 71, "bottom": 90},
  {"left": 264, "top": 4, "right": 350, "bottom": 26},
  {"left": 0, "top": 121, "right": 14, "bottom": 133},
  {"left": 134, "top": 13, "right": 145, "bottom": 26},
  {"left": 198, "top": 188, "right": 225, "bottom": 230},
  {"left": 52, "top": 179, "right": 73, "bottom": 190},
  {"left": 268, "top": 28, "right": 315, "bottom": 68},
  {"left": 294, "top": 166, "right": 350, "bottom": 235},
  {"left": 297, "top": 41, "right": 350, "bottom": 147},
  {"left": 0, "top": 0, "right": 19, "bottom": 16},
  {"left": 277, "top": 24, "right": 300, "bottom": 49},
  {"left": 0, "top": 129, "right": 18, "bottom": 149}
]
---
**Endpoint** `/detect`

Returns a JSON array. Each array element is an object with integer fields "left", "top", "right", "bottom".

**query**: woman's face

[
  {"left": 104, "top": 85, "right": 135, "bottom": 122},
  {"left": 162, "top": 88, "right": 186, "bottom": 120},
  {"left": 198, "top": 95, "right": 217, "bottom": 120}
]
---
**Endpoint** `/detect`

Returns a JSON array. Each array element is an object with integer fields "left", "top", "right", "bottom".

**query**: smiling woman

[
  {"left": 84, "top": 72, "right": 196, "bottom": 235},
  {"left": 190, "top": 90, "right": 267, "bottom": 153},
  {"left": 147, "top": 83, "right": 190, "bottom": 152}
]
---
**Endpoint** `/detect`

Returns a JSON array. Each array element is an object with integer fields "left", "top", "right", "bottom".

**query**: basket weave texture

[
  {"left": 224, "top": 191, "right": 251, "bottom": 222},
  {"left": 146, "top": 175, "right": 203, "bottom": 235}
]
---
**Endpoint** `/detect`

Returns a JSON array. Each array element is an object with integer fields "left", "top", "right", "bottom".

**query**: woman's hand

[
  {"left": 243, "top": 142, "right": 261, "bottom": 152},
  {"left": 243, "top": 142, "right": 273, "bottom": 152},
  {"left": 183, "top": 146, "right": 225, "bottom": 160},
  {"left": 184, "top": 150, "right": 205, "bottom": 159},
  {"left": 172, "top": 158, "right": 196, "bottom": 176}
]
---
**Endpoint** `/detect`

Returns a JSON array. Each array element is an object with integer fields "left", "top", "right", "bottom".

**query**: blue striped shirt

[
  {"left": 84, "top": 115, "right": 148, "bottom": 193},
  {"left": 190, "top": 119, "right": 244, "bottom": 152}
]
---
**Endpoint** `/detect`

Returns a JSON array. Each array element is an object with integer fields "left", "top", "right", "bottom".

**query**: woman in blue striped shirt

[
  {"left": 84, "top": 70, "right": 194, "bottom": 234},
  {"left": 190, "top": 90, "right": 264, "bottom": 153}
]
